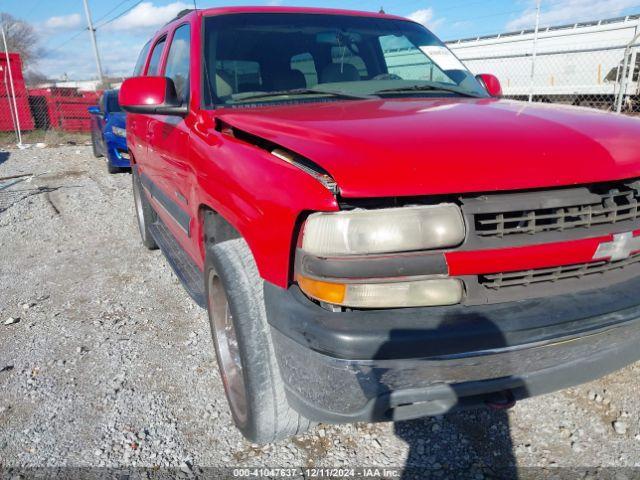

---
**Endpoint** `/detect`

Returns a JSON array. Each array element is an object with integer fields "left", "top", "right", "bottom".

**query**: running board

[{"left": 149, "top": 220, "right": 206, "bottom": 308}]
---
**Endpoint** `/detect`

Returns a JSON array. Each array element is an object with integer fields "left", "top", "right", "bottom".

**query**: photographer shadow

[{"left": 368, "top": 314, "right": 522, "bottom": 479}]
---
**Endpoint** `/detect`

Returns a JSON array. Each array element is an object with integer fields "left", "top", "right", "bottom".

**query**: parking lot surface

[{"left": 1, "top": 145, "right": 639, "bottom": 475}]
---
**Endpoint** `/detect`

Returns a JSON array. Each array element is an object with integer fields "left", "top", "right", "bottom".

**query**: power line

[
  {"left": 47, "top": 29, "right": 86, "bottom": 54},
  {"left": 93, "top": 0, "right": 134, "bottom": 24},
  {"left": 44, "top": 0, "right": 144, "bottom": 55},
  {"left": 23, "top": 0, "right": 41, "bottom": 19},
  {"left": 94, "top": 0, "right": 144, "bottom": 29}
]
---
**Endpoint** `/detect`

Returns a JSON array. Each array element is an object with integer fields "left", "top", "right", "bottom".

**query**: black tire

[
  {"left": 91, "top": 131, "right": 102, "bottom": 158},
  {"left": 205, "top": 238, "right": 311, "bottom": 443},
  {"left": 107, "top": 160, "right": 120, "bottom": 174},
  {"left": 132, "top": 169, "right": 158, "bottom": 250}
]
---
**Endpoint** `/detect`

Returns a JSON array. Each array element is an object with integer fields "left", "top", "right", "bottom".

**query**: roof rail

[{"left": 164, "top": 8, "right": 193, "bottom": 26}]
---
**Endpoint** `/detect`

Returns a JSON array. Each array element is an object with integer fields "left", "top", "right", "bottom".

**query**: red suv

[{"left": 120, "top": 7, "right": 640, "bottom": 443}]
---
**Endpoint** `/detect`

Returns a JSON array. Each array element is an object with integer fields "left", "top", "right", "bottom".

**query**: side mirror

[
  {"left": 476, "top": 74, "right": 502, "bottom": 97},
  {"left": 119, "top": 76, "right": 188, "bottom": 116},
  {"left": 87, "top": 106, "right": 100, "bottom": 115}
]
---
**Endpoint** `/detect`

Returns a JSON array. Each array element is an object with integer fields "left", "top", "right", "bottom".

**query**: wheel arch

[{"left": 199, "top": 205, "right": 242, "bottom": 249}]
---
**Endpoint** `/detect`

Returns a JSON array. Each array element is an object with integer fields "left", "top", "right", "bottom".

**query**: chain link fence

[
  {"left": 0, "top": 52, "right": 105, "bottom": 148},
  {"left": 447, "top": 14, "right": 640, "bottom": 113},
  {"left": 0, "top": 46, "right": 112, "bottom": 148}
]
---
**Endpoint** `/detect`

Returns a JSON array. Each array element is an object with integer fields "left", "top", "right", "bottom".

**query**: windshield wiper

[
  {"left": 374, "top": 84, "right": 483, "bottom": 98},
  {"left": 234, "top": 88, "right": 373, "bottom": 102}
]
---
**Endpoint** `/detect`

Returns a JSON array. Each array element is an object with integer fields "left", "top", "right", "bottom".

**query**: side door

[
  {"left": 145, "top": 23, "right": 197, "bottom": 259},
  {"left": 126, "top": 41, "right": 151, "bottom": 165},
  {"left": 92, "top": 94, "right": 107, "bottom": 153},
  {"left": 133, "top": 35, "right": 168, "bottom": 203}
]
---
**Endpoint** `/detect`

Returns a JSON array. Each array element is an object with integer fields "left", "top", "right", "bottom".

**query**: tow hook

[{"left": 486, "top": 390, "right": 516, "bottom": 410}]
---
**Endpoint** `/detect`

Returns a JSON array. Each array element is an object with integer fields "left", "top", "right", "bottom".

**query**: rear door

[{"left": 145, "top": 23, "right": 197, "bottom": 259}]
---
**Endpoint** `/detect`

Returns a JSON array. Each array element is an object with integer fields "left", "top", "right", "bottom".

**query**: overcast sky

[{"left": 3, "top": 0, "right": 640, "bottom": 80}]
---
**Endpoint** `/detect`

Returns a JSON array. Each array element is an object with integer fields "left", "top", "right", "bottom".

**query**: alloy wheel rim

[
  {"left": 133, "top": 178, "right": 146, "bottom": 241},
  {"left": 207, "top": 270, "right": 248, "bottom": 425}
]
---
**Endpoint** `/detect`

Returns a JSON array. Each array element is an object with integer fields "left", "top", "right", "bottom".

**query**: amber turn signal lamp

[{"left": 296, "top": 275, "right": 346, "bottom": 305}]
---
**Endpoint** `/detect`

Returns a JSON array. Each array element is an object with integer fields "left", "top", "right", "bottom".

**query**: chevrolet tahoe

[{"left": 119, "top": 6, "right": 640, "bottom": 443}]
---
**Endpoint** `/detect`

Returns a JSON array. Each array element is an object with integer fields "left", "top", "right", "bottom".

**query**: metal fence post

[
  {"left": 616, "top": 28, "right": 640, "bottom": 113},
  {"left": 528, "top": 0, "right": 542, "bottom": 103},
  {"left": 1, "top": 25, "right": 23, "bottom": 147}
]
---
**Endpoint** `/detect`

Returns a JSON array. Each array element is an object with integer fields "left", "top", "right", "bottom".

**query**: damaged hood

[{"left": 216, "top": 98, "right": 640, "bottom": 198}]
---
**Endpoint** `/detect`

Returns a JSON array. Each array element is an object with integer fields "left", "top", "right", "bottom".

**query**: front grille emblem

[{"left": 594, "top": 232, "right": 640, "bottom": 261}]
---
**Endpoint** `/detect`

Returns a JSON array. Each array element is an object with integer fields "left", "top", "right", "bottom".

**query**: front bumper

[
  {"left": 106, "top": 135, "right": 130, "bottom": 168},
  {"left": 265, "top": 275, "right": 640, "bottom": 423}
]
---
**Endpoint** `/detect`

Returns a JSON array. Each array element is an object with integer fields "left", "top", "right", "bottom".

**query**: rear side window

[
  {"left": 147, "top": 37, "right": 166, "bottom": 76},
  {"left": 133, "top": 41, "right": 151, "bottom": 76},
  {"left": 164, "top": 24, "right": 191, "bottom": 104}
]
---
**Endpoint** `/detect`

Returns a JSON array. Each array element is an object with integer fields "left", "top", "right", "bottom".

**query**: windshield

[{"left": 203, "top": 13, "right": 488, "bottom": 107}]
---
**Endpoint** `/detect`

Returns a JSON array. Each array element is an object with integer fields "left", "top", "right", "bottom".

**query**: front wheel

[
  {"left": 205, "top": 238, "right": 311, "bottom": 443},
  {"left": 91, "top": 131, "right": 102, "bottom": 158},
  {"left": 132, "top": 169, "right": 158, "bottom": 250},
  {"left": 107, "top": 159, "right": 120, "bottom": 174}
]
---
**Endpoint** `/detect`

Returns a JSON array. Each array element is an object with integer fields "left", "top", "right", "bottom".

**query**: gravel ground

[{"left": 1, "top": 145, "right": 639, "bottom": 476}]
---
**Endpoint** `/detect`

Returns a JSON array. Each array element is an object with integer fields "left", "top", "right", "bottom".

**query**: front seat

[
  {"left": 215, "top": 70, "right": 234, "bottom": 98},
  {"left": 270, "top": 69, "right": 307, "bottom": 91},
  {"left": 320, "top": 63, "right": 360, "bottom": 83}
]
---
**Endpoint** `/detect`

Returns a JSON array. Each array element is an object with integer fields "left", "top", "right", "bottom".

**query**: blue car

[{"left": 88, "top": 90, "right": 129, "bottom": 174}]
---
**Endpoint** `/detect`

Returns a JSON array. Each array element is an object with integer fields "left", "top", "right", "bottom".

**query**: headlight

[
  {"left": 112, "top": 126, "right": 126, "bottom": 137},
  {"left": 301, "top": 204, "right": 465, "bottom": 256},
  {"left": 297, "top": 275, "right": 463, "bottom": 308}
]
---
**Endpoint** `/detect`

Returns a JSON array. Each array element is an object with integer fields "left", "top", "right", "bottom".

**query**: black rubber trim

[
  {"left": 148, "top": 219, "right": 206, "bottom": 308},
  {"left": 139, "top": 172, "right": 191, "bottom": 236},
  {"left": 460, "top": 186, "right": 602, "bottom": 214},
  {"left": 297, "top": 248, "right": 448, "bottom": 280},
  {"left": 459, "top": 178, "right": 640, "bottom": 251},
  {"left": 464, "top": 260, "right": 640, "bottom": 305},
  {"left": 284, "top": 335, "right": 640, "bottom": 423},
  {"left": 264, "top": 273, "right": 640, "bottom": 360}
]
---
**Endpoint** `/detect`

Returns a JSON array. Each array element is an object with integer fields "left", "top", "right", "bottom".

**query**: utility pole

[
  {"left": 528, "top": 0, "right": 542, "bottom": 103},
  {"left": 81, "top": 0, "right": 104, "bottom": 85}
]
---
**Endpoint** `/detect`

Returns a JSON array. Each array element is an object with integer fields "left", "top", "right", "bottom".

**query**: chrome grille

[
  {"left": 480, "top": 253, "right": 640, "bottom": 290},
  {"left": 475, "top": 182, "right": 640, "bottom": 238}
]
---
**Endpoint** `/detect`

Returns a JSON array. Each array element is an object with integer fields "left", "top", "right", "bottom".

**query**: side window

[
  {"left": 331, "top": 46, "right": 368, "bottom": 79},
  {"left": 147, "top": 37, "right": 166, "bottom": 76},
  {"left": 107, "top": 93, "right": 121, "bottom": 113},
  {"left": 164, "top": 24, "right": 191, "bottom": 104},
  {"left": 291, "top": 52, "right": 318, "bottom": 87},
  {"left": 133, "top": 41, "right": 151, "bottom": 76}
]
